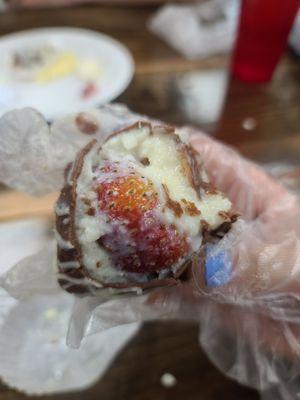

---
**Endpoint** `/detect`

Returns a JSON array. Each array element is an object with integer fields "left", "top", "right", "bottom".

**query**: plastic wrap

[
  {"left": 0, "top": 104, "right": 142, "bottom": 196},
  {"left": 0, "top": 288, "right": 139, "bottom": 395},
  {"left": 0, "top": 106, "right": 300, "bottom": 399},
  {"left": 190, "top": 132, "right": 300, "bottom": 400}
]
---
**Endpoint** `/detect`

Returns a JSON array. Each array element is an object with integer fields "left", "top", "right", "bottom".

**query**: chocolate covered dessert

[{"left": 55, "top": 122, "right": 236, "bottom": 293}]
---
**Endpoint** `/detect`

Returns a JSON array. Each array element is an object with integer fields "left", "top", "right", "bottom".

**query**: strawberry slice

[
  {"left": 95, "top": 162, "right": 189, "bottom": 273},
  {"left": 96, "top": 163, "right": 157, "bottom": 227},
  {"left": 100, "top": 222, "right": 188, "bottom": 273}
]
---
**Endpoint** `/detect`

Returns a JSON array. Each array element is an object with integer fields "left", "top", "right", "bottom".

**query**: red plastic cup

[{"left": 231, "top": 0, "right": 300, "bottom": 83}]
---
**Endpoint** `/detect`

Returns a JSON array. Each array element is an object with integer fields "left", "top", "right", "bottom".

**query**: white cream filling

[
  {"left": 54, "top": 230, "right": 74, "bottom": 250},
  {"left": 55, "top": 202, "right": 70, "bottom": 216},
  {"left": 101, "top": 126, "right": 231, "bottom": 235},
  {"left": 74, "top": 145, "right": 152, "bottom": 283}
]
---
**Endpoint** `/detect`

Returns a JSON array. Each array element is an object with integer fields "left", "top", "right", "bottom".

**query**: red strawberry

[
  {"left": 100, "top": 223, "right": 188, "bottom": 273},
  {"left": 96, "top": 162, "right": 189, "bottom": 273},
  {"left": 96, "top": 163, "right": 157, "bottom": 227}
]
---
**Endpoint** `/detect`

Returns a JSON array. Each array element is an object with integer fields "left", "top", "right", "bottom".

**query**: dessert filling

[{"left": 74, "top": 124, "right": 231, "bottom": 284}]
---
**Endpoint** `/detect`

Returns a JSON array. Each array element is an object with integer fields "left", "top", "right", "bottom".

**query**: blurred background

[{"left": 0, "top": 0, "right": 299, "bottom": 399}]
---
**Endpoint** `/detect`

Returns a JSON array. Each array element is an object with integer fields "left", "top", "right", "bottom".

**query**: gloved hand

[
  {"left": 190, "top": 131, "right": 300, "bottom": 297},
  {"left": 1, "top": 105, "right": 299, "bottom": 399},
  {"left": 65, "top": 128, "right": 300, "bottom": 400},
  {"left": 125, "top": 130, "right": 300, "bottom": 400},
  {"left": 189, "top": 131, "right": 300, "bottom": 400}
]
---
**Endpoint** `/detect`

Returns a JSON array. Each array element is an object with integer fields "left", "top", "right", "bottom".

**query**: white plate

[{"left": 0, "top": 28, "right": 134, "bottom": 120}]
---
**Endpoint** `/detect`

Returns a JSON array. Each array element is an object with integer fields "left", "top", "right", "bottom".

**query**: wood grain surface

[{"left": 0, "top": 4, "right": 299, "bottom": 400}]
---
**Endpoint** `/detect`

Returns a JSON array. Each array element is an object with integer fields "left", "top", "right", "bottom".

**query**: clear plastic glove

[
  {"left": 75, "top": 130, "right": 300, "bottom": 400},
  {"left": 190, "top": 131, "right": 300, "bottom": 300},
  {"left": 1, "top": 105, "right": 299, "bottom": 399},
  {"left": 190, "top": 132, "right": 300, "bottom": 400},
  {"left": 81, "top": 132, "right": 300, "bottom": 399}
]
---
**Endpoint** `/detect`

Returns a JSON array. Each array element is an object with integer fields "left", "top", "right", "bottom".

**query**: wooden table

[{"left": 0, "top": 4, "right": 299, "bottom": 399}]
